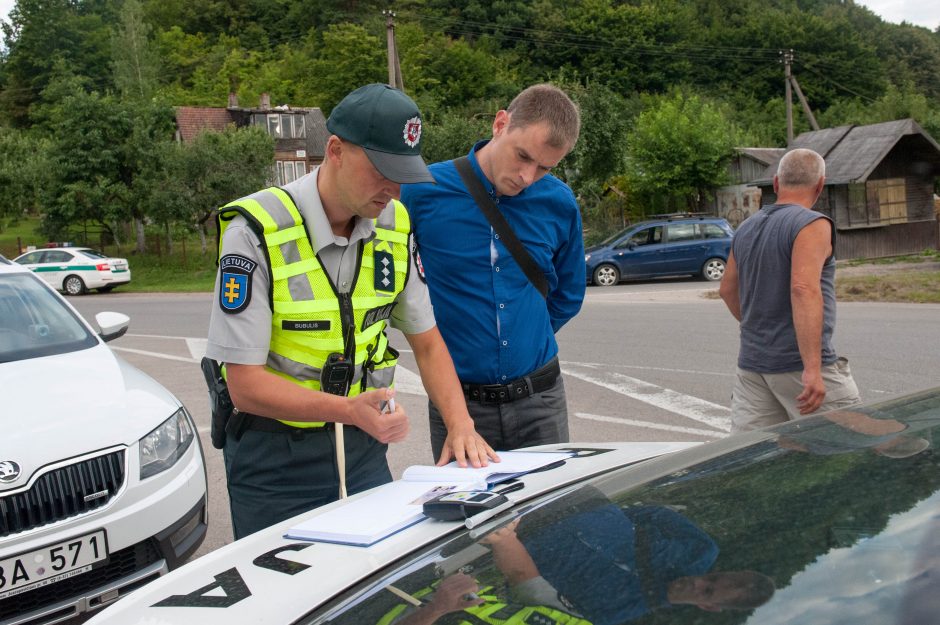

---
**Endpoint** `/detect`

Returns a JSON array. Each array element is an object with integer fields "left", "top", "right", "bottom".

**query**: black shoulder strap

[{"left": 454, "top": 156, "right": 549, "bottom": 299}]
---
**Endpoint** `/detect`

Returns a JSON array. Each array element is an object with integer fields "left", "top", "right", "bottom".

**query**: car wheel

[
  {"left": 592, "top": 264, "right": 620, "bottom": 287},
  {"left": 701, "top": 258, "right": 726, "bottom": 282},
  {"left": 63, "top": 275, "right": 87, "bottom": 296}
]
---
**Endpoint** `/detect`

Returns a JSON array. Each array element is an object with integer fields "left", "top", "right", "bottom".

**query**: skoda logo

[{"left": 0, "top": 461, "right": 21, "bottom": 483}]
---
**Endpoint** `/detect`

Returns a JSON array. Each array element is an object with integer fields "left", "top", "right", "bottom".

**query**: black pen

[{"left": 495, "top": 481, "right": 525, "bottom": 496}]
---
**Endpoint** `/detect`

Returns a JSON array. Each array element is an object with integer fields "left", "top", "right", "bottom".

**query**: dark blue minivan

[{"left": 585, "top": 214, "right": 733, "bottom": 286}]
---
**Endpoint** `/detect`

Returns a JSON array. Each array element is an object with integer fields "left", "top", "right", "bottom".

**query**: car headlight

[
  {"left": 140, "top": 407, "right": 196, "bottom": 479},
  {"left": 584, "top": 254, "right": 591, "bottom": 262}
]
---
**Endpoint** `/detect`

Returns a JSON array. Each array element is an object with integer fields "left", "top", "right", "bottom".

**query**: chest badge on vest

[
  {"left": 219, "top": 254, "right": 255, "bottom": 314},
  {"left": 374, "top": 250, "right": 395, "bottom": 293}
]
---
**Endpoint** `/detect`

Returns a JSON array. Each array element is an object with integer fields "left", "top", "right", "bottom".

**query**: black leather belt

[{"left": 462, "top": 357, "right": 561, "bottom": 405}]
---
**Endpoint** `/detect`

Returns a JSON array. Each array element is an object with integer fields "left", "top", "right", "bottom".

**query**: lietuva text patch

[
  {"left": 219, "top": 255, "right": 256, "bottom": 314},
  {"left": 362, "top": 303, "right": 396, "bottom": 330},
  {"left": 282, "top": 320, "right": 331, "bottom": 331},
  {"left": 374, "top": 251, "right": 395, "bottom": 293}
]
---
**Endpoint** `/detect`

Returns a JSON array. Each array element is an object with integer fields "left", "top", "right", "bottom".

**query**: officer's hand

[
  {"left": 347, "top": 388, "right": 409, "bottom": 444},
  {"left": 796, "top": 370, "right": 826, "bottom": 415},
  {"left": 436, "top": 422, "right": 499, "bottom": 468},
  {"left": 429, "top": 573, "right": 484, "bottom": 613}
]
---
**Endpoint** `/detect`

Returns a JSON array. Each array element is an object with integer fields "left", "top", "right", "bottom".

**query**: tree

[
  {"left": 626, "top": 90, "right": 736, "bottom": 211},
  {"left": 139, "top": 126, "right": 274, "bottom": 254},
  {"left": 111, "top": 0, "right": 159, "bottom": 102},
  {"left": 36, "top": 75, "right": 175, "bottom": 250},
  {"left": 0, "top": 127, "right": 51, "bottom": 224}
]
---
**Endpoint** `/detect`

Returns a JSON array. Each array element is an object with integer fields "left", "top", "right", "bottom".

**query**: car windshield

[
  {"left": 0, "top": 273, "right": 98, "bottom": 363},
  {"left": 597, "top": 226, "right": 634, "bottom": 247},
  {"left": 305, "top": 390, "right": 940, "bottom": 625}
]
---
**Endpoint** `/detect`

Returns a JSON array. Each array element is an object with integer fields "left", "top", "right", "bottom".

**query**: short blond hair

[
  {"left": 777, "top": 148, "right": 825, "bottom": 188},
  {"left": 507, "top": 84, "right": 581, "bottom": 150}
]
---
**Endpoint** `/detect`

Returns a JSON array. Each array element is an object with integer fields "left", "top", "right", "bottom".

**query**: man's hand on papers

[
  {"left": 436, "top": 422, "right": 499, "bottom": 468},
  {"left": 349, "top": 388, "right": 409, "bottom": 444}
]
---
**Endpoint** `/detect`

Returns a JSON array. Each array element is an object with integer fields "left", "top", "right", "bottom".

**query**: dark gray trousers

[
  {"left": 223, "top": 426, "right": 391, "bottom": 539},
  {"left": 429, "top": 376, "right": 569, "bottom": 460}
]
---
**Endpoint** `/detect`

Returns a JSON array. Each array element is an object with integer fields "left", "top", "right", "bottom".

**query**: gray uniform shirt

[{"left": 206, "top": 167, "right": 437, "bottom": 365}]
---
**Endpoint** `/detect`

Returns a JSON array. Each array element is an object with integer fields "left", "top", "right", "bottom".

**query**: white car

[
  {"left": 0, "top": 257, "right": 207, "bottom": 625},
  {"left": 83, "top": 387, "right": 940, "bottom": 625},
  {"left": 13, "top": 247, "right": 131, "bottom": 296}
]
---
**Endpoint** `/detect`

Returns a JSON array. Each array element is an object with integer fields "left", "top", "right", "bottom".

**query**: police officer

[{"left": 206, "top": 84, "right": 497, "bottom": 540}]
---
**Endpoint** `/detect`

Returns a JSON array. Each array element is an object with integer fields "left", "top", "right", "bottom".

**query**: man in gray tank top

[{"left": 719, "top": 148, "right": 860, "bottom": 432}]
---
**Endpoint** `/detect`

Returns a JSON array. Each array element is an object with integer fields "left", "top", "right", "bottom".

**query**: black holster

[{"left": 200, "top": 357, "right": 235, "bottom": 449}]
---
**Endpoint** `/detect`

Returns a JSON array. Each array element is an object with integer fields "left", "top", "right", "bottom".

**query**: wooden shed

[{"left": 751, "top": 119, "right": 940, "bottom": 260}]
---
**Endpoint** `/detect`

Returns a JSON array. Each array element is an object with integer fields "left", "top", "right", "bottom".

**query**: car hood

[
  {"left": 84, "top": 441, "right": 700, "bottom": 625},
  {"left": 585, "top": 244, "right": 603, "bottom": 254},
  {"left": 0, "top": 343, "right": 180, "bottom": 490}
]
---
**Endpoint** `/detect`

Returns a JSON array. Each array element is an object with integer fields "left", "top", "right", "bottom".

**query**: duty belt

[{"left": 462, "top": 357, "right": 561, "bottom": 405}]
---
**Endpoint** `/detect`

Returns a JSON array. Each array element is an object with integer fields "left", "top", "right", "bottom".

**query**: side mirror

[{"left": 95, "top": 311, "right": 130, "bottom": 342}]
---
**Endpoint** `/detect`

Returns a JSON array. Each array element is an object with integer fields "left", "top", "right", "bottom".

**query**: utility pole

[
  {"left": 781, "top": 48, "right": 820, "bottom": 143},
  {"left": 384, "top": 8, "right": 404, "bottom": 91},
  {"left": 782, "top": 49, "right": 794, "bottom": 143}
]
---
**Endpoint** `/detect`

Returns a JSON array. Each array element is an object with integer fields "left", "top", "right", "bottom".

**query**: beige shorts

[{"left": 731, "top": 357, "right": 862, "bottom": 433}]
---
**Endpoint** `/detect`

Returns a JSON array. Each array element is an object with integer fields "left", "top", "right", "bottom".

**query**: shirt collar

[
  {"left": 288, "top": 166, "right": 376, "bottom": 254},
  {"left": 467, "top": 140, "right": 498, "bottom": 196}
]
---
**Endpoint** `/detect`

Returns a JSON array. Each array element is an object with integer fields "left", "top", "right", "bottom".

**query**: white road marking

[
  {"left": 562, "top": 363, "right": 731, "bottom": 432},
  {"left": 392, "top": 365, "right": 427, "bottom": 397},
  {"left": 565, "top": 360, "right": 734, "bottom": 378},
  {"left": 111, "top": 346, "right": 198, "bottom": 363},
  {"left": 575, "top": 413, "right": 725, "bottom": 438},
  {"left": 187, "top": 338, "right": 208, "bottom": 360}
]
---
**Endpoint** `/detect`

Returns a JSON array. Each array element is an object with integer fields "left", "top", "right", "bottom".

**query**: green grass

[
  {"left": 843, "top": 249, "right": 940, "bottom": 266},
  {"left": 835, "top": 271, "right": 940, "bottom": 304}
]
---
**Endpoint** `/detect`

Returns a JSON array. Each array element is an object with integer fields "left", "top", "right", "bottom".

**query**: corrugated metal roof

[
  {"left": 751, "top": 119, "right": 940, "bottom": 186},
  {"left": 737, "top": 148, "right": 787, "bottom": 165},
  {"left": 305, "top": 108, "right": 329, "bottom": 158}
]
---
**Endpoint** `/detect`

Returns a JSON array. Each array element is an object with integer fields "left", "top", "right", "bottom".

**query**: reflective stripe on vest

[
  {"left": 376, "top": 584, "right": 590, "bottom": 625},
  {"left": 217, "top": 188, "right": 410, "bottom": 428}
]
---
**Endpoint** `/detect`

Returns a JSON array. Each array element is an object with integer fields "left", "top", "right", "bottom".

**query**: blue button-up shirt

[{"left": 401, "top": 141, "right": 585, "bottom": 384}]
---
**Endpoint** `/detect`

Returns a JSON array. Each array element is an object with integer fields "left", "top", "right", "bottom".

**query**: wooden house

[
  {"left": 174, "top": 94, "right": 330, "bottom": 186},
  {"left": 752, "top": 119, "right": 940, "bottom": 260}
]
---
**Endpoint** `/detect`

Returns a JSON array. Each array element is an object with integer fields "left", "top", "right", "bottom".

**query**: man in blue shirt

[{"left": 401, "top": 84, "right": 585, "bottom": 466}]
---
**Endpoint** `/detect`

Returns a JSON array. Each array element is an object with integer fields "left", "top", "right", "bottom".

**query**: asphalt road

[{"left": 69, "top": 280, "right": 940, "bottom": 561}]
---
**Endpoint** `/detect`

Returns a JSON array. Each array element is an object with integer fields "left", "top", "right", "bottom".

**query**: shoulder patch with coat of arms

[{"left": 219, "top": 254, "right": 256, "bottom": 314}]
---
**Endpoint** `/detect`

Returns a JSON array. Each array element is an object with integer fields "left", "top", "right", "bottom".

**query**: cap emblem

[{"left": 403, "top": 117, "right": 422, "bottom": 148}]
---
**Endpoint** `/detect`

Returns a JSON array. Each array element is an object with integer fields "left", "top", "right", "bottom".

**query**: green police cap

[{"left": 326, "top": 84, "right": 434, "bottom": 184}]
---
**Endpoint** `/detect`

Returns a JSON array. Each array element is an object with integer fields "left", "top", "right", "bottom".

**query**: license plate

[{"left": 0, "top": 530, "right": 108, "bottom": 600}]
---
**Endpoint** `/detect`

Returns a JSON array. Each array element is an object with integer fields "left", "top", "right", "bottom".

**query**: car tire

[
  {"left": 701, "top": 258, "right": 726, "bottom": 282},
  {"left": 63, "top": 275, "right": 87, "bottom": 296},
  {"left": 592, "top": 264, "right": 620, "bottom": 287}
]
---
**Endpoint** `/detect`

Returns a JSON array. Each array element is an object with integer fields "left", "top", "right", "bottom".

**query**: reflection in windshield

[
  {"left": 315, "top": 390, "right": 940, "bottom": 625},
  {"left": 0, "top": 273, "right": 96, "bottom": 362}
]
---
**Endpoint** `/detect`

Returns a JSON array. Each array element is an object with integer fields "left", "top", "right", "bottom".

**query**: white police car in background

[
  {"left": 13, "top": 247, "right": 131, "bottom": 295},
  {"left": 0, "top": 256, "right": 207, "bottom": 625},
  {"left": 83, "top": 386, "right": 940, "bottom": 625}
]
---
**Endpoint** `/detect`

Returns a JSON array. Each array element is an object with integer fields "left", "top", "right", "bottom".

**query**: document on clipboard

[{"left": 284, "top": 450, "right": 573, "bottom": 546}]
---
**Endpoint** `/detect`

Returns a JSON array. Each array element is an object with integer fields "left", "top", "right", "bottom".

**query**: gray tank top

[{"left": 733, "top": 203, "right": 837, "bottom": 373}]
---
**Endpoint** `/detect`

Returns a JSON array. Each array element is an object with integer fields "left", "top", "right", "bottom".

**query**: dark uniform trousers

[
  {"left": 223, "top": 424, "right": 391, "bottom": 539},
  {"left": 428, "top": 360, "right": 569, "bottom": 460}
]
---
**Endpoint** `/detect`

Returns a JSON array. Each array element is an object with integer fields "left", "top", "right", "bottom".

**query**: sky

[{"left": 0, "top": 0, "right": 935, "bottom": 42}]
